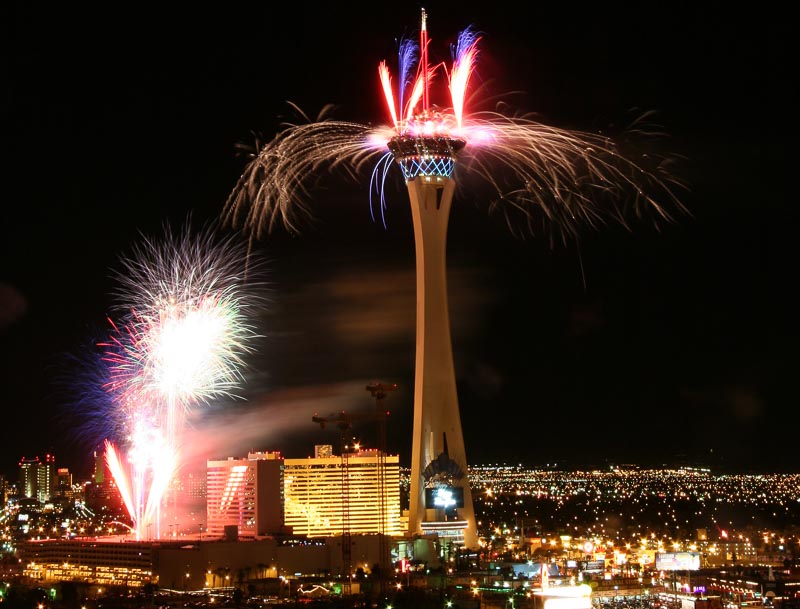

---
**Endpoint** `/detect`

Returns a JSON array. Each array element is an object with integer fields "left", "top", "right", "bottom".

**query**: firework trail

[
  {"left": 223, "top": 13, "right": 687, "bottom": 243},
  {"left": 98, "top": 222, "right": 265, "bottom": 539}
]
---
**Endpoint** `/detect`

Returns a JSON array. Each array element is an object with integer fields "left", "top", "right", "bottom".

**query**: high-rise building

[
  {"left": 93, "top": 448, "right": 109, "bottom": 484},
  {"left": 17, "top": 454, "right": 59, "bottom": 503},
  {"left": 206, "top": 451, "right": 283, "bottom": 539},
  {"left": 83, "top": 479, "right": 125, "bottom": 515},
  {"left": 18, "top": 456, "right": 40, "bottom": 499},
  {"left": 283, "top": 447, "right": 403, "bottom": 538},
  {"left": 84, "top": 447, "right": 125, "bottom": 513},
  {"left": 205, "top": 447, "right": 404, "bottom": 541},
  {"left": 56, "top": 467, "right": 72, "bottom": 489},
  {"left": 55, "top": 467, "right": 72, "bottom": 497},
  {"left": 184, "top": 470, "right": 206, "bottom": 499},
  {"left": 36, "top": 454, "right": 56, "bottom": 502},
  {"left": 0, "top": 473, "right": 7, "bottom": 504}
]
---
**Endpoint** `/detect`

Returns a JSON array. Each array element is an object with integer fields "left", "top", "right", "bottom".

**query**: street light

[{"left": 473, "top": 586, "right": 484, "bottom": 609}]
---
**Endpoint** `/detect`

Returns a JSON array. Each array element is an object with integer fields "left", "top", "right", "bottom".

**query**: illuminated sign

[
  {"left": 425, "top": 487, "right": 464, "bottom": 509},
  {"left": 543, "top": 598, "right": 593, "bottom": 609},
  {"left": 655, "top": 552, "right": 701, "bottom": 571},
  {"left": 535, "top": 585, "right": 593, "bottom": 609}
]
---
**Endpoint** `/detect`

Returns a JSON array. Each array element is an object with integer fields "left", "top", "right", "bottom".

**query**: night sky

[{"left": 2, "top": 2, "right": 791, "bottom": 479}]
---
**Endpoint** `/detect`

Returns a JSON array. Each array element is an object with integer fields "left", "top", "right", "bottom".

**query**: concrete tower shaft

[{"left": 398, "top": 159, "right": 478, "bottom": 549}]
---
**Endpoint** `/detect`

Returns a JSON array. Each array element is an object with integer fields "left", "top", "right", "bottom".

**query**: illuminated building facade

[
  {"left": 18, "top": 454, "right": 57, "bottom": 502},
  {"left": 93, "top": 448, "right": 109, "bottom": 484},
  {"left": 183, "top": 470, "right": 206, "bottom": 500},
  {"left": 19, "top": 456, "right": 39, "bottom": 499},
  {"left": 83, "top": 479, "right": 125, "bottom": 514},
  {"left": 55, "top": 467, "right": 72, "bottom": 495},
  {"left": 21, "top": 539, "right": 156, "bottom": 587},
  {"left": 283, "top": 448, "right": 403, "bottom": 538},
  {"left": 206, "top": 451, "right": 283, "bottom": 539},
  {"left": 36, "top": 454, "right": 56, "bottom": 502},
  {"left": 20, "top": 535, "right": 391, "bottom": 590}
]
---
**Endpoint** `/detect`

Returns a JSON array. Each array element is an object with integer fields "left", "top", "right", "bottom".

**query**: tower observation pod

[{"left": 387, "top": 133, "right": 478, "bottom": 550}]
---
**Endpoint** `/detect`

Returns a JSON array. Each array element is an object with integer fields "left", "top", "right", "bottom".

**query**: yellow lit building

[
  {"left": 21, "top": 539, "right": 156, "bottom": 587},
  {"left": 284, "top": 447, "right": 404, "bottom": 538}
]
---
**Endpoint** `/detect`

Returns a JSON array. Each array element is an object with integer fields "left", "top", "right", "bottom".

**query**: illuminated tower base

[{"left": 389, "top": 135, "right": 478, "bottom": 549}]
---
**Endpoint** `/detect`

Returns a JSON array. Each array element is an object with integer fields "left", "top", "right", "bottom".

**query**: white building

[{"left": 206, "top": 451, "right": 284, "bottom": 539}]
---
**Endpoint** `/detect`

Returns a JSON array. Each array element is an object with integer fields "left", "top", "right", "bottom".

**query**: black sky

[{"left": 2, "top": 2, "right": 792, "bottom": 478}]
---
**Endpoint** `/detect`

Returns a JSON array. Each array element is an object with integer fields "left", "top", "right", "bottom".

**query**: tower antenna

[{"left": 420, "top": 8, "right": 429, "bottom": 112}]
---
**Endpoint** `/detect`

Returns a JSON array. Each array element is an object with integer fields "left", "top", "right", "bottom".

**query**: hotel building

[
  {"left": 204, "top": 446, "right": 404, "bottom": 540},
  {"left": 283, "top": 446, "right": 404, "bottom": 538},
  {"left": 205, "top": 451, "right": 284, "bottom": 539}
]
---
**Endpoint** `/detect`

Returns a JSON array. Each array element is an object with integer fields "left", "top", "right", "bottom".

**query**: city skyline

[
  {"left": 7, "top": 453, "right": 799, "bottom": 604},
  {"left": 2, "top": 4, "right": 790, "bottom": 478}
]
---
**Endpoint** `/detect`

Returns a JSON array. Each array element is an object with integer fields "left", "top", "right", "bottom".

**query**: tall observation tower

[
  {"left": 387, "top": 134, "right": 477, "bottom": 550},
  {"left": 385, "top": 12, "right": 478, "bottom": 548},
  {"left": 224, "top": 6, "right": 686, "bottom": 554}
]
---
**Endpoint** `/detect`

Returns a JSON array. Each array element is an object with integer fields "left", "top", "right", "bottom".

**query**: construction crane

[
  {"left": 311, "top": 410, "right": 356, "bottom": 595},
  {"left": 366, "top": 381, "right": 396, "bottom": 598},
  {"left": 312, "top": 382, "right": 396, "bottom": 597}
]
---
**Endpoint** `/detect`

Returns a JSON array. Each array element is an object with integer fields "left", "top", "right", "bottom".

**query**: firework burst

[
  {"left": 97, "top": 222, "right": 265, "bottom": 539},
  {"left": 223, "top": 13, "right": 687, "bottom": 243},
  {"left": 106, "top": 223, "right": 264, "bottom": 429}
]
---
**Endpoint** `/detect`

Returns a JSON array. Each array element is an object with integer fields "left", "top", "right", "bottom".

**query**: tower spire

[{"left": 420, "top": 8, "right": 429, "bottom": 112}]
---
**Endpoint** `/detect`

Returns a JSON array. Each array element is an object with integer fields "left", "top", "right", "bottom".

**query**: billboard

[
  {"left": 656, "top": 552, "right": 701, "bottom": 571},
  {"left": 425, "top": 486, "right": 464, "bottom": 509},
  {"left": 583, "top": 560, "right": 605, "bottom": 573}
]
